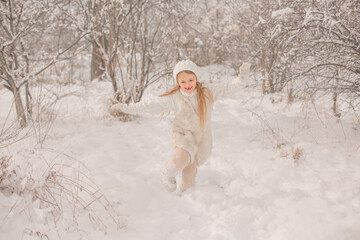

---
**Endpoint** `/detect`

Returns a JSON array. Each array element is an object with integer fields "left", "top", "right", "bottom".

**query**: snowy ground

[{"left": 1, "top": 65, "right": 360, "bottom": 240}]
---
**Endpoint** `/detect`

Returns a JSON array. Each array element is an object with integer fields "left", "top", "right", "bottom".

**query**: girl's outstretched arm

[
  {"left": 206, "top": 62, "right": 251, "bottom": 101},
  {"left": 110, "top": 94, "right": 176, "bottom": 116},
  {"left": 235, "top": 62, "right": 251, "bottom": 87}
]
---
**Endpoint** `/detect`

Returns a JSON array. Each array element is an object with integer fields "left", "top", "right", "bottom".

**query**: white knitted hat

[{"left": 173, "top": 60, "right": 200, "bottom": 81}]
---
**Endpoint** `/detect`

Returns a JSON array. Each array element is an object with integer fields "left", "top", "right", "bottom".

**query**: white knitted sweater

[{"left": 112, "top": 75, "right": 247, "bottom": 166}]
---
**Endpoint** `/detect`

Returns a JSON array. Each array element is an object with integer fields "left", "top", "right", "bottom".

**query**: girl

[{"left": 111, "top": 60, "right": 251, "bottom": 193}]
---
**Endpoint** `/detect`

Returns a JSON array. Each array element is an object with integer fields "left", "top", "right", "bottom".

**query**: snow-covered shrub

[{"left": 0, "top": 150, "right": 123, "bottom": 234}]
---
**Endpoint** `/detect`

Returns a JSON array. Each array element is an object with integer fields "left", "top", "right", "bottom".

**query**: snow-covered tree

[
  {"left": 0, "top": 0, "right": 86, "bottom": 127},
  {"left": 231, "top": 0, "right": 303, "bottom": 94},
  {"left": 170, "top": 0, "right": 242, "bottom": 66},
  {"left": 296, "top": 0, "right": 360, "bottom": 113},
  {"left": 232, "top": 0, "right": 359, "bottom": 112},
  {"left": 72, "top": 0, "right": 178, "bottom": 104}
]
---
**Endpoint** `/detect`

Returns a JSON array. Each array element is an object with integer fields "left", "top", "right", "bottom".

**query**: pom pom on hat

[{"left": 173, "top": 60, "right": 200, "bottom": 81}]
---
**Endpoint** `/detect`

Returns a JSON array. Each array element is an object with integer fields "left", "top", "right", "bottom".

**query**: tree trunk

[
  {"left": 287, "top": 87, "right": 293, "bottom": 104},
  {"left": 268, "top": 71, "right": 275, "bottom": 93},
  {"left": 4, "top": 70, "right": 27, "bottom": 127},
  {"left": 25, "top": 81, "right": 32, "bottom": 117},
  {"left": 90, "top": 42, "right": 105, "bottom": 81},
  {"left": 89, "top": 1, "right": 106, "bottom": 81},
  {"left": 13, "top": 87, "right": 26, "bottom": 128},
  {"left": 333, "top": 70, "right": 340, "bottom": 117},
  {"left": 261, "top": 49, "right": 266, "bottom": 94}
]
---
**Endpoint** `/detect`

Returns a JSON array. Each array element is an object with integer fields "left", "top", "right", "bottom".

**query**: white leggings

[{"left": 165, "top": 147, "right": 198, "bottom": 191}]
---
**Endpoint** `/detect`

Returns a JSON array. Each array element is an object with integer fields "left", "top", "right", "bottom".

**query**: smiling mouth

[{"left": 185, "top": 87, "right": 193, "bottom": 91}]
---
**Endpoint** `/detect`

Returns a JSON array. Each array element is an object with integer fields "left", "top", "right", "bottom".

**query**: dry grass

[
  {"left": 247, "top": 108, "right": 306, "bottom": 165},
  {"left": 0, "top": 150, "right": 124, "bottom": 235},
  {"left": 248, "top": 109, "right": 288, "bottom": 149},
  {"left": 292, "top": 147, "right": 304, "bottom": 164},
  {"left": 22, "top": 228, "right": 50, "bottom": 240}
]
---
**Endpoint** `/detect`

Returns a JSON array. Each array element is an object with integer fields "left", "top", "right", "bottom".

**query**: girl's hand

[{"left": 109, "top": 103, "right": 125, "bottom": 116}]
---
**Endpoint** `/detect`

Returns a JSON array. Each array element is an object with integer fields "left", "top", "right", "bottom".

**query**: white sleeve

[
  {"left": 111, "top": 95, "right": 176, "bottom": 115},
  {"left": 206, "top": 63, "right": 250, "bottom": 101},
  {"left": 206, "top": 76, "right": 246, "bottom": 101}
]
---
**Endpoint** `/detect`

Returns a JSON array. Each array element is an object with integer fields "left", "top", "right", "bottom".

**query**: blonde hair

[{"left": 159, "top": 71, "right": 213, "bottom": 129}]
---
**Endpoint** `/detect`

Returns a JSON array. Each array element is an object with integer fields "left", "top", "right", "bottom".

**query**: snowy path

[
  {"left": 1, "top": 72, "right": 360, "bottom": 239},
  {"left": 46, "top": 88, "right": 360, "bottom": 240}
]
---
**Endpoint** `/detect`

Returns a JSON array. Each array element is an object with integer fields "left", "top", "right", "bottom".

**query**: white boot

[{"left": 161, "top": 160, "right": 180, "bottom": 192}]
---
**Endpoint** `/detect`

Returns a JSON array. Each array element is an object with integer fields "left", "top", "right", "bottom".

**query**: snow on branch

[{"left": 271, "top": 7, "right": 294, "bottom": 18}]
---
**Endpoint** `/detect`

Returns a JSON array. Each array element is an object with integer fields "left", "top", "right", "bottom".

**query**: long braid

[{"left": 196, "top": 82, "right": 213, "bottom": 129}]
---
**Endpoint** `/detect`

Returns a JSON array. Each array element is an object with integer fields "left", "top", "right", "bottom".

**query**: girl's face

[{"left": 177, "top": 71, "right": 197, "bottom": 94}]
